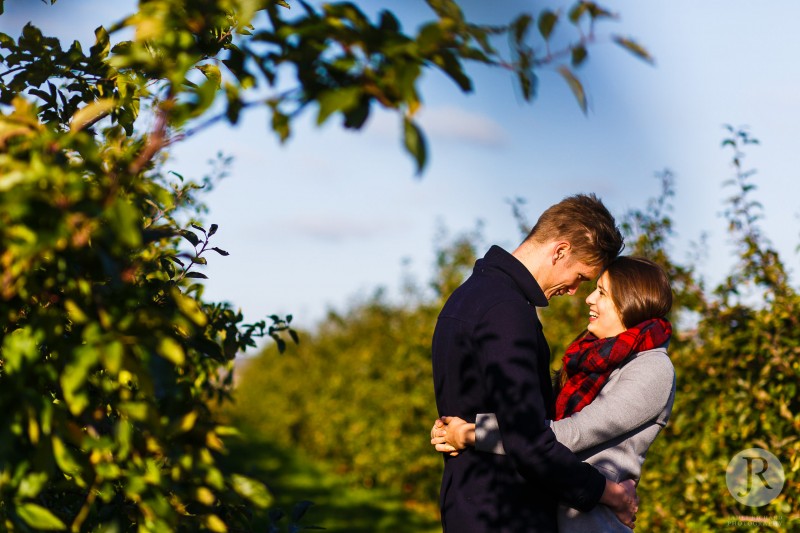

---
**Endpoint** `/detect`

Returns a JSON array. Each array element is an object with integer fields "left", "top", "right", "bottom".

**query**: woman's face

[{"left": 585, "top": 272, "right": 626, "bottom": 339}]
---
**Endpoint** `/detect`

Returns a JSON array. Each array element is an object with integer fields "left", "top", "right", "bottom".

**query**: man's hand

[{"left": 599, "top": 478, "right": 638, "bottom": 529}]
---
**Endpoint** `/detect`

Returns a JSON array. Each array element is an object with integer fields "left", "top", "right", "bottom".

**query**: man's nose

[{"left": 567, "top": 284, "right": 580, "bottom": 295}]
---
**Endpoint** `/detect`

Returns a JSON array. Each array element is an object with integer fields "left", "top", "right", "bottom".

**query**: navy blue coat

[{"left": 432, "top": 246, "right": 606, "bottom": 532}]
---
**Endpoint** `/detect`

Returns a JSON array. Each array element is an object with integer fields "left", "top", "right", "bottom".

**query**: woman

[{"left": 431, "top": 256, "right": 676, "bottom": 532}]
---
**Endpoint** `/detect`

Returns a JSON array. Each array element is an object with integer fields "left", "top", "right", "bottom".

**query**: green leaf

[
  {"left": 557, "top": 65, "right": 587, "bottom": 114},
  {"left": 70, "top": 98, "right": 115, "bottom": 132},
  {"left": 61, "top": 345, "right": 99, "bottom": 416},
  {"left": 517, "top": 68, "right": 536, "bottom": 102},
  {"left": 107, "top": 200, "right": 142, "bottom": 248},
  {"left": 231, "top": 474, "right": 273, "bottom": 508},
  {"left": 403, "top": 117, "right": 427, "bottom": 175},
  {"left": 101, "top": 341, "right": 124, "bottom": 375},
  {"left": 434, "top": 50, "right": 472, "bottom": 92},
  {"left": 316, "top": 87, "right": 362, "bottom": 126},
  {"left": 571, "top": 45, "right": 588, "bottom": 67},
  {"left": 2, "top": 327, "right": 43, "bottom": 374},
  {"left": 568, "top": 2, "right": 588, "bottom": 24},
  {"left": 18, "top": 472, "right": 49, "bottom": 499},
  {"left": 64, "top": 300, "right": 88, "bottom": 324},
  {"left": 203, "top": 514, "right": 227, "bottom": 533},
  {"left": 16, "top": 503, "right": 66, "bottom": 531},
  {"left": 90, "top": 25, "right": 110, "bottom": 58},
  {"left": 587, "top": 3, "right": 615, "bottom": 19},
  {"left": 197, "top": 64, "right": 222, "bottom": 88},
  {"left": 52, "top": 436, "right": 83, "bottom": 480},
  {"left": 271, "top": 108, "right": 290, "bottom": 142},
  {"left": 612, "top": 35, "right": 654, "bottom": 65},
  {"left": 173, "top": 411, "right": 198, "bottom": 434},
  {"left": 158, "top": 337, "right": 186, "bottom": 365},
  {"left": 511, "top": 13, "right": 532, "bottom": 44},
  {"left": 537, "top": 10, "right": 558, "bottom": 41},
  {"left": 343, "top": 100, "right": 370, "bottom": 130},
  {"left": 180, "top": 230, "right": 201, "bottom": 247}
]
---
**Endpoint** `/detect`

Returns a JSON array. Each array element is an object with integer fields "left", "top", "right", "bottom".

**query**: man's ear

[{"left": 551, "top": 241, "right": 572, "bottom": 265}]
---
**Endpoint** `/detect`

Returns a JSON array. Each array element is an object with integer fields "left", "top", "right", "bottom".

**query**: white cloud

[
  {"left": 418, "top": 105, "right": 509, "bottom": 147},
  {"left": 363, "top": 105, "right": 509, "bottom": 148},
  {"left": 282, "top": 215, "right": 399, "bottom": 242}
]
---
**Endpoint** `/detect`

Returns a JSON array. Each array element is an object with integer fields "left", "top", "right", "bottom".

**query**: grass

[{"left": 223, "top": 434, "right": 442, "bottom": 533}]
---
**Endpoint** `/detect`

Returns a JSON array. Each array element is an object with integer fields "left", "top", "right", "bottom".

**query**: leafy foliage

[
  {"left": 0, "top": 95, "right": 279, "bottom": 530},
  {"left": 636, "top": 130, "right": 799, "bottom": 531}
]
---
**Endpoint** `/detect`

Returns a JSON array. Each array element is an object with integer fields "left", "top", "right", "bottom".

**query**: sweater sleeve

[
  {"left": 552, "top": 351, "right": 675, "bottom": 452},
  {"left": 476, "top": 351, "right": 675, "bottom": 455},
  {"left": 475, "top": 412, "right": 506, "bottom": 454},
  {"left": 476, "top": 300, "right": 606, "bottom": 512}
]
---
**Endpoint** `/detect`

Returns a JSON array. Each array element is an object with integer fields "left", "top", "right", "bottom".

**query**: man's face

[{"left": 543, "top": 252, "right": 601, "bottom": 300}]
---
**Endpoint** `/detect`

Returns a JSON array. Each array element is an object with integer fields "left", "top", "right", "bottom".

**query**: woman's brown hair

[{"left": 605, "top": 256, "right": 672, "bottom": 328}]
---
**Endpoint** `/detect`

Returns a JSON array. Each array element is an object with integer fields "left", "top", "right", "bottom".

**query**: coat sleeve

[{"left": 475, "top": 300, "right": 606, "bottom": 512}]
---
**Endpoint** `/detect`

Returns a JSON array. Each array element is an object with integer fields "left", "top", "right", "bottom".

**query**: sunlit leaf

[
  {"left": 16, "top": 503, "right": 66, "bottom": 531},
  {"left": 612, "top": 35, "right": 654, "bottom": 65},
  {"left": 204, "top": 514, "right": 227, "bottom": 532},
  {"left": 231, "top": 474, "right": 273, "bottom": 508},
  {"left": 158, "top": 337, "right": 186, "bottom": 365},
  {"left": 69, "top": 98, "right": 115, "bottom": 132},
  {"left": 557, "top": 65, "right": 587, "bottom": 114}
]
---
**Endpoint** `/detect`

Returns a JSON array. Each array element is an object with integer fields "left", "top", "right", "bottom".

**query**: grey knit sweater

[{"left": 475, "top": 347, "right": 676, "bottom": 532}]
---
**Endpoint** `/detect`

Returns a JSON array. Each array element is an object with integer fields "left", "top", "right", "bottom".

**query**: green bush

[{"left": 636, "top": 130, "right": 799, "bottom": 532}]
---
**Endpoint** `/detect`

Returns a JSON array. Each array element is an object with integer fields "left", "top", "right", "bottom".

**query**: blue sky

[{"left": 3, "top": 1, "right": 799, "bottom": 346}]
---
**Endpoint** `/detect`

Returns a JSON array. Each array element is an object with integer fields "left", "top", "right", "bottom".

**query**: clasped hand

[{"left": 430, "top": 416, "right": 472, "bottom": 457}]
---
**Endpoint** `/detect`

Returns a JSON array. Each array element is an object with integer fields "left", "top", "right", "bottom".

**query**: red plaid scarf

[{"left": 554, "top": 318, "right": 672, "bottom": 420}]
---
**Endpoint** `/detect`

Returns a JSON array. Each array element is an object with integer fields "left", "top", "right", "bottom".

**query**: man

[{"left": 432, "top": 194, "right": 637, "bottom": 532}]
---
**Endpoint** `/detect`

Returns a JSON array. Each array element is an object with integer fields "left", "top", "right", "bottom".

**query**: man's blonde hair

[{"left": 525, "top": 193, "right": 623, "bottom": 267}]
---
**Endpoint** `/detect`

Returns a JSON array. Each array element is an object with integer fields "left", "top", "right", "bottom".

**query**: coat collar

[{"left": 479, "top": 245, "right": 549, "bottom": 307}]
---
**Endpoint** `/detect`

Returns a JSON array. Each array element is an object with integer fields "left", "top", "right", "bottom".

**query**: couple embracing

[{"left": 430, "top": 194, "right": 676, "bottom": 532}]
